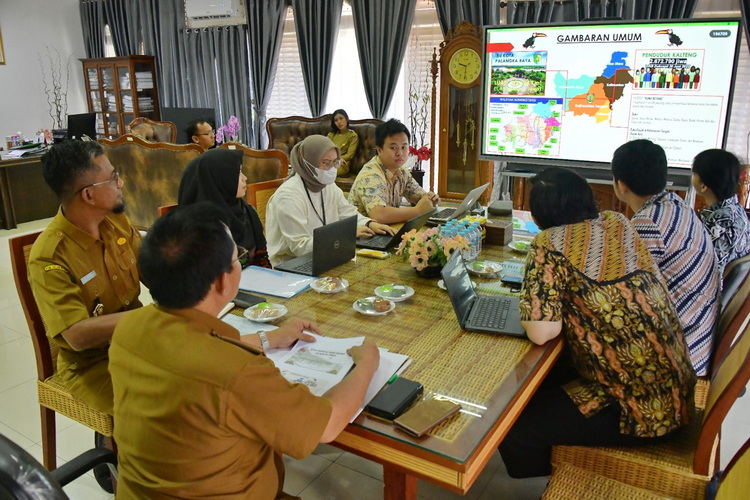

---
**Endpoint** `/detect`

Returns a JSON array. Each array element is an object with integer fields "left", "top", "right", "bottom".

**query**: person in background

[
  {"left": 499, "top": 167, "right": 695, "bottom": 478},
  {"left": 265, "top": 135, "right": 395, "bottom": 266},
  {"left": 178, "top": 148, "right": 270, "bottom": 268},
  {"left": 186, "top": 119, "right": 216, "bottom": 150},
  {"left": 110, "top": 203, "right": 380, "bottom": 498},
  {"left": 691, "top": 148, "right": 750, "bottom": 276},
  {"left": 327, "top": 109, "right": 359, "bottom": 177},
  {"left": 611, "top": 139, "right": 720, "bottom": 377},
  {"left": 348, "top": 119, "right": 439, "bottom": 224},
  {"left": 28, "top": 140, "right": 142, "bottom": 416}
]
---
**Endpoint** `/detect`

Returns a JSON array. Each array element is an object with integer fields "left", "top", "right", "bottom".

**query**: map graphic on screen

[{"left": 480, "top": 20, "right": 742, "bottom": 169}]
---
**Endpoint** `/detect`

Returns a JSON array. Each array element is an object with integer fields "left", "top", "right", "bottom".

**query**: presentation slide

[{"left": 480, "top": 20, "right": 742, "bottom": 169}]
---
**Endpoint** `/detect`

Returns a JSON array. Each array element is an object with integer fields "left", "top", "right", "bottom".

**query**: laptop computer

[
  {"left": 356, "top": 208, "right": 436, "bottom": 250},
  {"left": 428, "top": 183, "right": 490, "bottom": 224},
  {"left": 440, "top": 251, "right": 526, "bottom": 337},
  {"left": 275, "top": 215, "right": 357, "bottom": 276}
]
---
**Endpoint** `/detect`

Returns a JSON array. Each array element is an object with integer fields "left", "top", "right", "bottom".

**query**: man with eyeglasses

[
  {"left": 186, "top": 119, "right": 216, "bottom": 150},
  {"left": 348, "top": 118, "right": 440, "bottom": 224},
  {"left": 28, "top": 140, "right": 142, "bottom": 415}
]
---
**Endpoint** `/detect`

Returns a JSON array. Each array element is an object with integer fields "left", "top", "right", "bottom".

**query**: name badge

[{"left": 81, "top": 270, "right": 97, "bottom": 285}]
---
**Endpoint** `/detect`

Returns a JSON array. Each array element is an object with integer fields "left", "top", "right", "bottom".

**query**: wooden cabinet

[{"left": 80, "top": 56, "right": 160, "bottom": 139}]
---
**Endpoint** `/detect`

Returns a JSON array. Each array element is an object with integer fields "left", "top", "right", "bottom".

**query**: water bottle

[
  {"left": 471, "top": 223, "right": 482, "bottom": 259},
  {"left": 459, "top": 230, "right": 472, "bottom": 261}
]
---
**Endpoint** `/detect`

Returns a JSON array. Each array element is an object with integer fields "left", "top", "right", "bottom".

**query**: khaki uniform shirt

[
  {"left": 110, "top": 305, "right": 332, "bottom": 499},
  {"left": 28, "top": 207, "right": 141, "bottom": 414},
  {"left": 348, "top": 156, "right": 426, "bottom": 216}
]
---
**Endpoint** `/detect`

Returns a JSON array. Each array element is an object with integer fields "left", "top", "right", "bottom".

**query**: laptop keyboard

[
  {"left": 432, "top": 207, "right": 455, "bottom": 220},
  {"left": 291, "top": 260, "right": 314, "bottom": 274},
  {"left": 470, "top": 296, "right": 510, "bottom": 329},
  {"left": 363, "top": 234, "right": 393, "bottom": 249}
]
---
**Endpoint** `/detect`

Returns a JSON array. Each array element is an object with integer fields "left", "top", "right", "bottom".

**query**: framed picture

[{"left": 0, "top": 30, "right": 5, "bottom": 65}]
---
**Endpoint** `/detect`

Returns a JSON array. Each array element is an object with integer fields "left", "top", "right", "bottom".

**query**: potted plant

[
  {"left": 216, "top": 115, "right": 242, "bottom": 145},
  {"left": 408, "top": 38, "right": 431, "bottom": 187}
]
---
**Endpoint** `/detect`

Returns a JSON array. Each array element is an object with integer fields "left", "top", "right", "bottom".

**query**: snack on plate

[
  {"left": 317, "top": 276, "right": 344, "bottom": 291},
  {"left": 378, "top": 284, "right": 406, "bottom": 298},
  {"left": 373, "top": 298, "right": 391, "bottom": 312},
  {"left": 250, "top": 303, "right": 280, "bottom": 319}
]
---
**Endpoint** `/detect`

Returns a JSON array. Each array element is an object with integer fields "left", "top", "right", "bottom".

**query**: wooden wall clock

[{"left": 430, "top": 21, "right": 492, "bottom": 203}]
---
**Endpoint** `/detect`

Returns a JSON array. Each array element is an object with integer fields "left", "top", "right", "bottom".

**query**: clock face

[{"left": 448, "top": 48, "right": 481, "bottom": 84}]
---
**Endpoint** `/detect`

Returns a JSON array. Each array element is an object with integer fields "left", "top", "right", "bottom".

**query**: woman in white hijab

[{"left": 266, "top": 135, "right": 395, "bottom": 266}]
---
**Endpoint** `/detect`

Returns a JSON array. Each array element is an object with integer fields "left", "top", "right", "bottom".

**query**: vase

[
  {"left": 415, "top": 264, "right": 443, "bottom": 279},
  {"left": 410, "top": 167, "right": 425, "bottom": 187}
]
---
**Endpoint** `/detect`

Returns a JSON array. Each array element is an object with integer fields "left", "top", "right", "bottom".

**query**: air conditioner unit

[{"left": 185, "top": 0, "right": 246, "bottom": 28}]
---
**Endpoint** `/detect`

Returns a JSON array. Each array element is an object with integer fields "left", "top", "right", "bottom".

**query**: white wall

[{"left": 0, "top": 0, "right": 87, "bottom": 142}]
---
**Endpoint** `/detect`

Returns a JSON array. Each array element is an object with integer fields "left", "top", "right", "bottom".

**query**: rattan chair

[
  {"left": 246, "top": 178, "right": 284, "bottom": 228},
  {"left": 9, "top": 233, "right": 114, "bottom": 471},
  {"left": 549, "top": 307, "right": 750, "bottom": 499},
  {"left": 543, "top": 436, "right": 750, "bottom": 500}
]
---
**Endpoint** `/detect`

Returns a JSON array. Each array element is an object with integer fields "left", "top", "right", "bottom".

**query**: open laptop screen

[{"left": 441, "top": 251, "right": 477, "bottom": 327}]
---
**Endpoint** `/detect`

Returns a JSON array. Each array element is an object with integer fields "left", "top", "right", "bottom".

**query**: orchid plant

[
  {"left": 396, "top": 228, "right": 469, "bottom": 271},
  {"left": 216, "top": 115, "right": 241, "bottom": 143}
]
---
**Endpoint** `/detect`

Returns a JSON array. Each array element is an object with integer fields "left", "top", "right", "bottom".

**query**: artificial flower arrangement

[
  {"left": 216, "top": 115, "right": 241, "bottom": 143},
  {"left": 396, "top": 227, "right": 469, "bottom": 271},
  {"left": 409, "top": 145, "right": 431, "bottom": 164}
]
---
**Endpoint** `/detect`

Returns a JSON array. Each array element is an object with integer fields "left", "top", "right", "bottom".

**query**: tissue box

[{"left": 485, "top": 218, "right": 513, "bottom": 245}]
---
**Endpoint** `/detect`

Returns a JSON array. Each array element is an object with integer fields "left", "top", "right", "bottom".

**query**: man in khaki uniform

[
  {"left": 28, "top": 140, "right": 141, "bottom": 415},
  {"left": 109, "top": 204, "right": 380, "bottom": 499}
]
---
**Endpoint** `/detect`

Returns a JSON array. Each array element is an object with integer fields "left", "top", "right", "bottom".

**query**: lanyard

[{"left": 304, "top": 185, "right": 326, "bottom": 226}]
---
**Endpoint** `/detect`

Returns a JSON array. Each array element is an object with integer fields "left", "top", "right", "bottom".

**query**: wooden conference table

[{"left": 241, "top": 244, "right": 562, "bottom": 499}]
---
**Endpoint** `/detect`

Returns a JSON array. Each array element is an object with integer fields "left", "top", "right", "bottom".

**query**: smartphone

[
  {"left": 233, "top": 290, "right": 266, "bottom": 309},
  {"left": 500, "top": 275, "right": 524, "bottom": 287}
]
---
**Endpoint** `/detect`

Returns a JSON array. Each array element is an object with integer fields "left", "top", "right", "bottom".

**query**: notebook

[
  {"left": 356, "top": 208, "right": 436, "bottom": 250},
  {"left": 428, "top": 183, "right": 490, "bottom": 224},
  {"left": 440, "top": 251, "right": 526, "bottom": 337},
  {"left": 275, "top": 215, "right": 357, "bottom": 276}
]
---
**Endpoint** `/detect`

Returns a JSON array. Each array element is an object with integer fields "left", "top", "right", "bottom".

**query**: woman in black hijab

[{"left": 178, "top": 149, "right": 271, "bottom": 268}]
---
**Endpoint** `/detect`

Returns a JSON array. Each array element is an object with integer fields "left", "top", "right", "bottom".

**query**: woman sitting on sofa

[
  {"left": 265, "top": 135, "right": 394, "bottom": 267},
  {"left": 327, "top": 109, "right": 359, "bottom": 177},
  {"left": 178, "top": 149, "right": 271, "bottom": 268}
]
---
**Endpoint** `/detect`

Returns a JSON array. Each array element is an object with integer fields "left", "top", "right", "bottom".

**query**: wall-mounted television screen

[{"left": 479, "top": 19, "right": 742, "bottom": 171}]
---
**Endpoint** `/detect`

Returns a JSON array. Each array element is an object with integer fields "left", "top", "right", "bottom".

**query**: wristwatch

[
  {"left": 257, "top": 331, "right": 270, "bottom": 352},
  {"left": 366, "top": 220, "right": 374, "bottom": 228}
]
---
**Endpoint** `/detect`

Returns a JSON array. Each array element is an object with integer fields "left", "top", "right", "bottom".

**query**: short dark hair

[
  {"left": 330, "top": 109, "right": 350, "bottom": 134},
  {"left": 611, "top": 139, "right": 667, "bottom": 196},
  {"left": 41, "top": 140, "right": 104, "bottom": 199},
  {"left": 375, "top": 118, "right": 410, "bottom": 148},
  {"left": 692, "top": 149, "right": 742, "bottom": 201},
  {"left": 529, "top": 168, "right": 600, "bottom": 229},
  {"left": 139, "top": 203, "right": 236, "bottom": 309},
  {"left": 185, "top": 119, "right": 210, "bottom": 141}
]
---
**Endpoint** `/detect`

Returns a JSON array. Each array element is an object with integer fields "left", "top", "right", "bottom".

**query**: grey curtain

[
  {"left": 435, "top": 0, "right": 500, "bottom": 35},
  {"left": 179, "top": 26, "right": 252, "bottom": 145},
  {"left": 103, "top": 0, "right": 137, "bottom": 55},
  {"left": 350, "top": 0, "right": 417, "bottom": 119},
  {"left": 80, "top": 0, "right": 106, "bottom": 58},
  {"left": 291, "top": 0, "right": 343, "bottom": 117},
  {"left": 247, "top": 0, "right": 288, "bottom": 148}
]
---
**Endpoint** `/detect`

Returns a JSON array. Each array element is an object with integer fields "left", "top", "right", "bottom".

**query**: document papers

[
  {"left": 223, "top": 318, "right": 411, "bottom": 421},
  {"left": 239, "top": 266, "right": 315, "bottom": 298}
]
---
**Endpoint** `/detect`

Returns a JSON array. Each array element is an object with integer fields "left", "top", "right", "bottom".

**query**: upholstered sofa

[{"left": 266, "top": 114, "right": 383, "bottom": 190}]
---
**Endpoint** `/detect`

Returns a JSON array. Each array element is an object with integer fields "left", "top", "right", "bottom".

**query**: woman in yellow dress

[{"left": 326, "top": 109, "right": 359, "bottom": 176}]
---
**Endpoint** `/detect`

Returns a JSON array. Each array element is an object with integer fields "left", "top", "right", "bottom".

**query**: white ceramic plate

[
  {"left": 353, "top": 297, "right": 396, "bottom": 316},
  {"left": 374, "top": 284, "right": 415, "bottom": 302},
  {"left": 466, "top": 260, "right": 503, "bottom": 277},
  {"left": 508, "top": 240, "right": 530, "bottom": 253},
  {"left": 243, "top": 303, "right": 288, "bottom": 322},
  {"left": 437, "top": 279, "right": 477, "bottom": 290},
  {"left": 310, "top": 277, "right": 349, "bottom": 294}
]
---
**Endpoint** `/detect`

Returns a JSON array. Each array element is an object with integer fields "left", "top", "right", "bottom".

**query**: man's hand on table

[{"left": 240, "top": 317, "right": 321, "bottom": 350}]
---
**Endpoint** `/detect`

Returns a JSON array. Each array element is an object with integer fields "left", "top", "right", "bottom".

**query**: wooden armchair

[
  {"left": 247, "top": 178, "right": 284, "bottom": 228},
  {"left": 128, "top": 117, "right": 177, "bottom": 143},
  {"left": 219, "top": 143, "right": 289, "bottom": 183},
  {"left": 9, "top": 232, "right": 114, "bottom": 471},
  {"left": 549, "top": 294, "right": 750, "bottom": 499},
  {"left": 99, "top": 135, "right": 204, "bottom": 229}
]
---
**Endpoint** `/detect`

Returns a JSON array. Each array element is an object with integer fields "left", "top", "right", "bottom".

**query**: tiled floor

[{"left": 1, "top": 218, "right": 748, "bottom": 499}]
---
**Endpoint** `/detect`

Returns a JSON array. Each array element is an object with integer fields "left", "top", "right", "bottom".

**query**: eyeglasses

[
  {"left": 234, "top": 247, "right": 250, "bottom": 266},
  {"left": 196, "top": 130, "right": 215, "bottom": 136},
  {"left": 76, "top": 171, "right": 120, "bottom": 195},
  {"left": 320, "top": 159, "right": 341, "bottom": 169}
]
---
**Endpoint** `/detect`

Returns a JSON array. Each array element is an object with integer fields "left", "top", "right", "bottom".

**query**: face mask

[{"left": 315, "top": 166, "right": 338, "bottom": 185}]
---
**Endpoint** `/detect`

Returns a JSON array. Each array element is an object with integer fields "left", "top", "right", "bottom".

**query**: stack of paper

[{"left": 239, "top": 266, "right": 315, "bottom": 298}]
